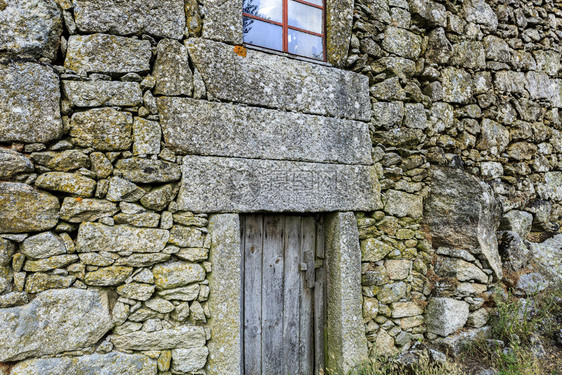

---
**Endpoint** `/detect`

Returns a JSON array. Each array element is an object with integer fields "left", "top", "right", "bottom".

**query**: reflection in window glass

[
  {"left": 288, "top": 1, "right": 323, "bottom": 34},
  {"left": 288, "top": 29, "right": 324, "bottom": 60},
  {"left": 243, "top": 0, "right": 283, "bottom": 23},
  {"left": 243, "top": 17, "right": 283, "bottom": 51},
  {"left": 302, "top": 0, "right": 323, "bottom": 5}
]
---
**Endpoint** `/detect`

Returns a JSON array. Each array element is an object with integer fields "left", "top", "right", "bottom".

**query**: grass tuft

[
  {"left": 461, "top": 285, "right": 562, "bottom": 375},
  {"left": 347, "top": 350, "right": 464, "bottom": 375}
]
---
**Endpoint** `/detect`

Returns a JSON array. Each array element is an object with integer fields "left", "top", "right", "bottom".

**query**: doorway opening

[{"left": 241, "top": 214, "right": 326, "bottom": 375}]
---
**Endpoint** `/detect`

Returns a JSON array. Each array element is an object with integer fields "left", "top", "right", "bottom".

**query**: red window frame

[{"left": 243, "top": 0, "right": 326, "bottom": 61}]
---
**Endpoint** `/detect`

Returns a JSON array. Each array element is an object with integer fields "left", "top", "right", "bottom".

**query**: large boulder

[
  {"left": 0, "top": 182, "right": 60, "bottom": 233},
  {"left": 0, "top": 288, "right": 113, "bottom": 361},
  {"left": 424, "top": 167, "right": 503, "bottom": 278}
]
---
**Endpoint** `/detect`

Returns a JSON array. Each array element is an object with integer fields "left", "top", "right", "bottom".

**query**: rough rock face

[
  {"left": 0, "top": 183, "right": 60, "bottom": 233},
  {"left": 62, "top": 81, "right": 143, "bottom": 108},
  {"left": 0, "top": 289, "right": 113, "bottom": 361},
  {"left": 0, "top": 62, "right": 62, "bottom": 143},
  {"left": 115, "top": 158, "right": 181, "bottom": 184},
  {"left": 426, "top": 298, "right": 470, "bottom": 337},
  {"left": 527, "top": 234, "right": 562, "bottom": 284},
  {"left": 76, "top": 223, "right": 170, "bottom": 253},
  {"left": 0, "top": 149, "right": 33, "bottom": 180},
  {"left": 60, "top": 197, "right": 119, "bottom": 222},
  {"left": 424, "top": 167, "right": 503, "bottom": 278},
  {"left": 110, "top": 326, "right": 206, "bottom": 351},
  {"left": 65, "top": 34, "right": 152, "bottom": 73},
  {"left": 35, "top": 172, "right": 97, "bottom": 197},
  {"left": 178, "top": 155, "right": 381, "bottom": 213},
  {"left": 157, "top": 97, "right": 372, "bottom": 165},
  {"left": 10, "top": 352, "right": 157, "bottom": 375},
  {"left": 172, "top": 348, "right": 209, "bottom": 374},
  {"left": 0, "top": 0, "right": 62, "bottom": 59},
  {"left": 153, "top": 262, "right": 206, "bottom": 289},
  {"left": 70, "top": 108, "right": 133, "bottom": 151},
  {"left": 537, "top": 172, "right": 562, "bottom": 202},
  {"left": 153, "top": 39, "right": 192, "bottom": 96},
  {"left": 201, "top": 0, "right": 242, "bottom": 44},
  {"left": 20, "top": 232, "right": 67, "bottom": 259},
  {"left": 325, "top": 0, "right": 355, "bottom": 67},
  {"left": 73, "top": 0, "right": 186, "bottom": 39},
  {"left": 186, "top": 38, "right": 371, "bottom": 121}
]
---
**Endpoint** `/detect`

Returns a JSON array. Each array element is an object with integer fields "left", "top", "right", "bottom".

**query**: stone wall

[
  {"left": 1, "top": 1, "right": 214, "bottom": 374},
  {"left": 1, "top": 0, "right": 562, "bottom": 372},
  {"left": 0, "top": 0, "right": 377, "bottom": 373},
  {"left": 351, "top": 0, "right": 562, "bottom": 357}
]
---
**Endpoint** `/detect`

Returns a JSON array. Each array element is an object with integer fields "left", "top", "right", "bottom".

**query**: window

[{"left": 243, "top": 0, "right": 325, "bottom": 61}]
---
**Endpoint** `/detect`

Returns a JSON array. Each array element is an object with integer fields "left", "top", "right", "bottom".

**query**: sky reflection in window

[
  {"left": 243, "top": 0, "right": 283, "bottom": 23},
  {"left": 288, "top": 29, "right": 324, "bottom": 60},
  {"left": 243, "top": 17, "right": 283, "bottom": 51},
  {"left": 288, "top": 0, "right": 323, "bottom": 34}
]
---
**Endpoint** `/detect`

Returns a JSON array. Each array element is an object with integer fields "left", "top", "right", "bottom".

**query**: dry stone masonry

[
  {"left": 351, "top": 0, "right": 562, "bottom": 357},
  {"left": 0, "top": 0, "right": 561, "bottom": 373}
]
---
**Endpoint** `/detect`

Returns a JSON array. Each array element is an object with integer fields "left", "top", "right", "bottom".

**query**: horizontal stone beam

[
  {"left": 186, "top": 38, "right": 371, "bottom": 121},
  {"left": 157, "top": 97, "right": 372, "bottom": 165},
  {"left": 178, "top": 156, "right": 381, "bottom": 213}
]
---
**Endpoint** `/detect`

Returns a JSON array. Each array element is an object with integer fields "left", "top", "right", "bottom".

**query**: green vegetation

[
  {"left": 347, "top": 351, "right": 464, "bottom": 375},
  {"left": 348, "top": 285, "right": 562, "bottom": 375},
  {"left": 461, "top": 284, "right": 562, "bottom": 375}
]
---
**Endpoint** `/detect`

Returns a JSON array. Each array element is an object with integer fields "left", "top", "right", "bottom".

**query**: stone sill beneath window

[{"left": 244, "top": 44, "right": 333, "bottom": 67}]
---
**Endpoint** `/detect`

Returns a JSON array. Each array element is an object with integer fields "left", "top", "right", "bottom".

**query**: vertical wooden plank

[
  {"left": 314, "top": 218, "right": 326, "bottom": 375},
  {"left": 316, "top": 217, "right": 325, "bottom": 259},
  {"left": 243, "top": 215, "right": 263, "bottom": 375},
  {"left": 262, "top": 215, "right": 285, "bottom": 374},
  {"left": 283, "top": 216, "right": 302, "bottom": 375},
  {"left": 301, "top": 217, "right": 316, "bottom": 375},
  {"left": 240, "top": 216, "right": 245, "bottom": 374}
]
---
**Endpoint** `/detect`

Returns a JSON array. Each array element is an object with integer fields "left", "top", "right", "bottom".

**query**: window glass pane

[
  {"left": 243, "top": 17, "right": 283, "bottom": 52},
  {"left": 288, "top": 0, "right": 323, "bottom": 34},
  {"left": 288, "top": 29, "right": 324, "bottom": 60},
  {"left": 302, "top": 0, "right": 323, "bottom": 5},
  {"left": 243, "top": 0, "right": 283, "bottom": 23}
]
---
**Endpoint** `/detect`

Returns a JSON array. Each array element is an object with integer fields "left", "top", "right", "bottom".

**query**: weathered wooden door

[{"left": 241, "top": 215, "right": 326, "bottom": 375}]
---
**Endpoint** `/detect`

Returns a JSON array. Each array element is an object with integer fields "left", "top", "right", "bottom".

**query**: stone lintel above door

[{"left": 178, "top": 156, "right": 382, "bottom": 213}]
